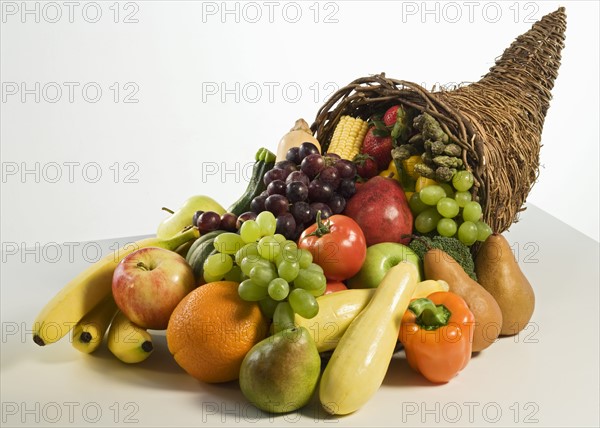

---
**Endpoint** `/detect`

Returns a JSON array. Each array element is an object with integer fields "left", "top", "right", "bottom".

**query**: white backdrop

[{"left": 2, "top": 0, "right": 598, "bottom": 248}]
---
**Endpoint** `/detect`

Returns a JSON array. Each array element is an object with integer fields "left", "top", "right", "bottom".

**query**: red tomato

[
  {"left": 298, "top": 214, "right": 367, "bottom": 281},
  {"left": 325, "top": 281, "right": 348, "bottom": 295}
]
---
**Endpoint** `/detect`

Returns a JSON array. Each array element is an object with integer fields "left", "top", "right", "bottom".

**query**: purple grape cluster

[
  {"left": 250, "top": 143, "right": 357, "bottom": 240},
  {"left": 192, "top": 210, "right": 239, "bottom": 233}
]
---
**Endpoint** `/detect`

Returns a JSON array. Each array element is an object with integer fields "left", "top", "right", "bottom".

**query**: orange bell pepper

[{"left": 399, "top": 291, "right": 474, "bottom": 383}]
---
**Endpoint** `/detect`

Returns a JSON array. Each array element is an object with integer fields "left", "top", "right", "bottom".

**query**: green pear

[{"left": 239, "top": 327, "right": 320, "bottom": 413}]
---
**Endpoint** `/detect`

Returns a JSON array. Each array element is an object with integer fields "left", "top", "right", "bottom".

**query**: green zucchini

[{"left": 228, "top": 147, "right": 276, "bottom": 216}]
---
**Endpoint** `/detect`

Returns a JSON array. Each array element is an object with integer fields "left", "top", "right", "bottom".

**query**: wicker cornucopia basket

[{"left": 311, "top": 7, "right": 566, "bottom": 234}]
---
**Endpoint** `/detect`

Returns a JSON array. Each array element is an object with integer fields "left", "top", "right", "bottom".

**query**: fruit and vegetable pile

[{"left": 33, "top": 108, "right": 536, "bottom": 417}]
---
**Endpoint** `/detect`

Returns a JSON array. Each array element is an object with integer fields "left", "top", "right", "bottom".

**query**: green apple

[{"left": 347, "top": 243, "right": 422, "bottom": 289}]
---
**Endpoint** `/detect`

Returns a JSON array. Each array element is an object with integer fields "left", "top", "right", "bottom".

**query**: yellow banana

[
  {"left": 71, "top": 296, "right": 118, "bottom": 354},
  {"left": 107, "top": 311, "right": 153, "bottom": 364},
  {"left": 33, "top": 227, "right": 198, "bottom": 346},
  {"left": 296, "top": 279, "right": 449, "bottom": 352}
]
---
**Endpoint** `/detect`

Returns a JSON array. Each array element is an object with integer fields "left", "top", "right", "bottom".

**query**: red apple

[
  {"left": 112, "top": 247, "right": 195, "bottom": 330},
  {"left": 324, "top": 281, "right": 348, "bottom": 295},
  {"left": 342, "top": 176, "right": 413, "bottom": 246}
]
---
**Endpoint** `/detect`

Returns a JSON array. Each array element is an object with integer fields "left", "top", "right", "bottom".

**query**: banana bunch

[
  {"left": 70, "top": 299, "right": 153, "bottom": 363},
  {"left": 33, "top": 228, "right": 199, "bottom": 363}
]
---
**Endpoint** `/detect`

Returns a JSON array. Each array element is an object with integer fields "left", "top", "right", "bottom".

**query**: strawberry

[
  {"left": 361, "top": 126, "right": 393, "bottom": 171},
  {"left": 383, "top": 105, "right": 401, "bottom": 127},
  {"left": 383, "top": 105, "right": 410, "bottom": 142},
  {"left": 353, "top": 154, "right": 378, "bottom": 180}
]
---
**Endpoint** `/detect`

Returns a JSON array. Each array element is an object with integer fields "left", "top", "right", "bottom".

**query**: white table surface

[{"left": 1, "top": 204, "right": 599, "bottom": 427}]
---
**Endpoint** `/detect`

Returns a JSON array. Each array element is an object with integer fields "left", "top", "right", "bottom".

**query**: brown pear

[
  {"left": 475, "top": 233, "right": 535, "bottom": 336},
  {"left": 424, "top": 248, "right": 502, "bottom": 352}
]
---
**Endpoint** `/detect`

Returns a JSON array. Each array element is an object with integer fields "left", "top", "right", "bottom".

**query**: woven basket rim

[{"left": 309, "top": 7, "right": 567, "bottom": 234}]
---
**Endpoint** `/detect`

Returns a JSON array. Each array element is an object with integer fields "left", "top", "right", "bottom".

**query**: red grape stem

[
  {"left": 306, "top": 211, "right": 331, "bottom": 238},
  {"left": 161, "top": 207, "right": 175, "bottom": 214}
]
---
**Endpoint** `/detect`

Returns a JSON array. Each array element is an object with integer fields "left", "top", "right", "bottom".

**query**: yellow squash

[
  {"left": 319, "top": 262, "right": 419, "bottom": 415},
  {"left": 296, "top": 280, "right": 448, "bottom": 352},
  {"left": 275, "top": 118, "right": 320, "bottom": 161}
]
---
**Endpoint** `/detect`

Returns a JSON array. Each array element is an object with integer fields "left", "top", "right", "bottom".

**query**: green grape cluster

[
  {"left": 408, "top": 170, "right": 493, "bottom": 246},
  {"left": 203, "top": 211, "right": 326, "bottom": 329}
]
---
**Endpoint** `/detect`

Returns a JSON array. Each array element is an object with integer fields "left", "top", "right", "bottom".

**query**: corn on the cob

[{"left": 327, "top": 116, "right": 369, "bottom": 160}]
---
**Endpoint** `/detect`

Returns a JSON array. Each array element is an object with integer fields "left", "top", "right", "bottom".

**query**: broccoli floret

[{"left": 409, "top": 236, "right": 477, "bottom": 281}]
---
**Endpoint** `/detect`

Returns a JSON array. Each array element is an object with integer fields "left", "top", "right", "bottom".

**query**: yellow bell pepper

[
  {"left": 379, "top": 160, "right": 400, "bottom": 182},
  {"left": 402, "top": 155, "right": 423, "bottom": 180},
  {"left": 415, "top": 176, "right": 438, "bottom": 192}
]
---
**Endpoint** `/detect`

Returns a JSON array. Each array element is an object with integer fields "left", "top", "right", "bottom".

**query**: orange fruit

[{"left": 166, "top": 281, "right": 268, "bottom": 383}]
